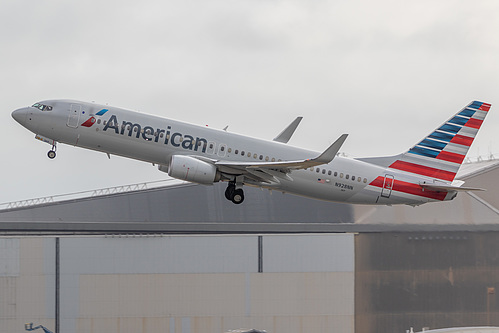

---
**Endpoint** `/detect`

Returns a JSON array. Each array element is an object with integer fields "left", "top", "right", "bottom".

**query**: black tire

[
  {"left": 231, "top": 188, "right": 244, "bottom": 204},
  {"left": 225, "top": 183, "right": 236, "bottom": 201},
  {"left": 47, "top": 150, "right": 56, "bottom": 159},
  {"left": 225, "top": 184, "right": 235, "bottom": 200}
]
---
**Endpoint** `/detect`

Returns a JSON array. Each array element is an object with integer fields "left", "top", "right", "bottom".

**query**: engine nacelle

[{"left": 160, "top": 155, "right": 220, "bottom": 185}]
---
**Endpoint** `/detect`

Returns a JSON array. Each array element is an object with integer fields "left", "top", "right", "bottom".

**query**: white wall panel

[
  {"left": 61, "top": 236, "right": 258, "bottom": 274},
  {"left": 263, "top": 234, "right": 354, "bottom": 273},
  {"left": 0, "top": 234, "right": 355, "bottom": 333},
  {"left": 0, "top": 239, "right": 19, "bottom": 276},
  {"left": 0, "top": 238, "right": 50, "bottom": 333},
  {"left": 79, "top": 274, "right": 247, "bottom": 317},
  {"left": 250, "top": 272, "right": 354, "bottom": 316}
]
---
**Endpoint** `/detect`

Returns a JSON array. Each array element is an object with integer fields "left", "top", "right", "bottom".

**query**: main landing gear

[{"left": 225, "top": 182, "right": 245, "bottom": 204}]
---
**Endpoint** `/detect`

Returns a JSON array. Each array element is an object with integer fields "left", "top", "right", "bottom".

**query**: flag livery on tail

[{"left": 390, "top": 101, "right": 491, "bottom": 182}]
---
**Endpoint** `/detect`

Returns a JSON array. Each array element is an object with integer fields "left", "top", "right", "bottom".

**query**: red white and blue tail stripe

[{"left": 389, "top": 101, "right": 491, "bottom": 182}]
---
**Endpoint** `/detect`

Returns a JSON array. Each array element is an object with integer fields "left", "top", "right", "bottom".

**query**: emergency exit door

[{"left": 381, "top": 174, "right": 394, "bottom": 198}]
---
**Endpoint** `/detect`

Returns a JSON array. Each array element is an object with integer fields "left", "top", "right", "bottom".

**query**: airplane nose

[{"left": 11, "top": 107, "right": 28, "bottom": 125}]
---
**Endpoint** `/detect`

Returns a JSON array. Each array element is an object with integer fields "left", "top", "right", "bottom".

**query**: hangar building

[{"left": 0, "top": 160, "right": 498, "bottom": 333}]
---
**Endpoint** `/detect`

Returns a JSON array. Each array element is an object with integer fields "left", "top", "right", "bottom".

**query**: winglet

[
  {"left": 313, "top": 134, "right": 348, "bottom": 165},
  {"left": 273, "top": 117, "right": 303, "bottom": 143}
]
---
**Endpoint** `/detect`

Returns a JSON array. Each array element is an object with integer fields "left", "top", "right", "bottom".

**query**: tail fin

[{"left": 389, "top": 101, "right": 491, "bottom": 182}]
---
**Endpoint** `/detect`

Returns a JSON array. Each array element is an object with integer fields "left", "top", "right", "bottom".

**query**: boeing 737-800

[{"left": 11, "top": 100, "right": 491, "bottom": 205}]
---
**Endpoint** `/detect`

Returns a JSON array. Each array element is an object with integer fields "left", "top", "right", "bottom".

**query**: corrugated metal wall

[
  {"left": 0, "top": 182, "right": 354, "bottom": 224},
  {"left": 0, "top": 234, "right": 355, "bottom": 333},
  {"left": 355, "top": 232, "right": 499, "bottom": 333}
]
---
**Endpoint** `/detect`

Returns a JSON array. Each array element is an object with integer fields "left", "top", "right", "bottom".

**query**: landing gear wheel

[
  {"left": 231, "top": 188, "right": 244, "bottom": 204},
  {"left": 47, "top": 150, "right": 56, "bottom": 159},
  {"left": 225, "top": 183, "right": 235, "bottom": 200}
]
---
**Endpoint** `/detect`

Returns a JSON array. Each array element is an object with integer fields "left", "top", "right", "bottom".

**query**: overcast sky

[{"left": 2, "top": 0, "right": 499, "bottom": 204}]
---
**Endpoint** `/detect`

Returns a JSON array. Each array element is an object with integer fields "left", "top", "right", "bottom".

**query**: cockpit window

[{"left": 32, "top": 103, "right": 52, "bottom": 111}]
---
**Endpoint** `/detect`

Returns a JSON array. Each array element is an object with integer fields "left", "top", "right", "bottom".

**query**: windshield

[{"left": 32, "top": 103, "right": 53, "bottom": 111}]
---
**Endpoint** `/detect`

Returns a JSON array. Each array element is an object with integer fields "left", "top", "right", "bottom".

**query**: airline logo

[
  {"left": 81, "top": 109, "right": 108, "bottom": 127},
  {"left": 100, "top": 114, "right": 209, "bottom": 153}
]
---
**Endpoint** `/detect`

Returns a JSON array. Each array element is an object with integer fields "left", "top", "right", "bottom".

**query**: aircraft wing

[
  {"left": 273, "top": 117, "right": 303, "bottom": 143},
  {"left": 216, "top": 134, "right": 348, "bottom": 172}
]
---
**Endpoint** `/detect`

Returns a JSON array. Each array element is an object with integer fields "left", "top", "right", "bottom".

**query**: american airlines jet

[{"left": 11, "top": 100, "right": 490, "bottom": 205}]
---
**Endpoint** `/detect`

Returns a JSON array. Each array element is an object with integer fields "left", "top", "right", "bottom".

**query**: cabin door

[{"left": 67, "top": 104, "right": 81, "bottom": 128}]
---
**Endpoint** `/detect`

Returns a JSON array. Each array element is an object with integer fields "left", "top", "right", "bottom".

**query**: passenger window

[
  {"left": 253, "top": 153, "right": 257, "bottom": 159},
  {"left": 97, "top": 119, "right": 101, "bottom": 124},
  {"left": 221, "top": 146, "right": 225, "bottom": 152},
  {"left": 322, "top": 169, "right": 326, "bottom": 174},
  {"left": 228, "top": 148, "right": 232, "bottom": 153},
  {"left": 316, "top": 168, "right": 320, "bottom": 173},
  {"left": 265, "top": 156, "right": 269, "bottom": 161},
  {"left": 334, "top": 172, "right": 338, "bottom": 177},
  {"left": 352, "top": 176, "right": 355, "bottom": 181},
  {"left": 363, "top": 178, "right": 367, "bottom": 183},
  {"left": 259, "top": 155, "right": 263, "bottom": 160},
  {"left": 328, "top": 170, "right": 332, "bottom": 176},
  {"left": 247, "top": 152, "right": 251, "bottom": 157},
  {"left": 358, "top": 177, "right": 361, "bottom": 182},
  {"left": 346, "top": 175, "right": 349, "bottom": 180},
  {"left": 272, "top": 158, "right": 275, "bottom": 162},
  {"left": 241, "top": 151, "right": 245, "bottom": 156},
  {"left": 340, "top": 173, "right": 344, "bottom": 178}
]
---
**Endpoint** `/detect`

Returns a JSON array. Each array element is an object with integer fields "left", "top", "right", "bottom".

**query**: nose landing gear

[
  {"left": 225, "top": 182, "right": 245, "bottom": 204},
  {"left": 47, "top": 143, "right": 57, "bottom": 159}
]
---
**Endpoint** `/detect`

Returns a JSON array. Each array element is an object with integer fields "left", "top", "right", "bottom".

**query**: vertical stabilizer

[{"left": 388, "top": 101, "right": 491, "bottom": 182}]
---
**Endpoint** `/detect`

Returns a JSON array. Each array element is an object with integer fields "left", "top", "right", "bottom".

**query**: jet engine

[{"left": 160, "top": 155, "right": 220, "bottom": 185}]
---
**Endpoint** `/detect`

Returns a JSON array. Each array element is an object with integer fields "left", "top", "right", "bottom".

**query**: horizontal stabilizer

[{"left": 420, "top": 183, "right": 485, "bottom": 192}]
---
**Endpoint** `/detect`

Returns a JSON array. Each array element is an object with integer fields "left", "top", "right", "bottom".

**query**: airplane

[{"left": 11, "top": 100, "right": 491, "bottom": 205}]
